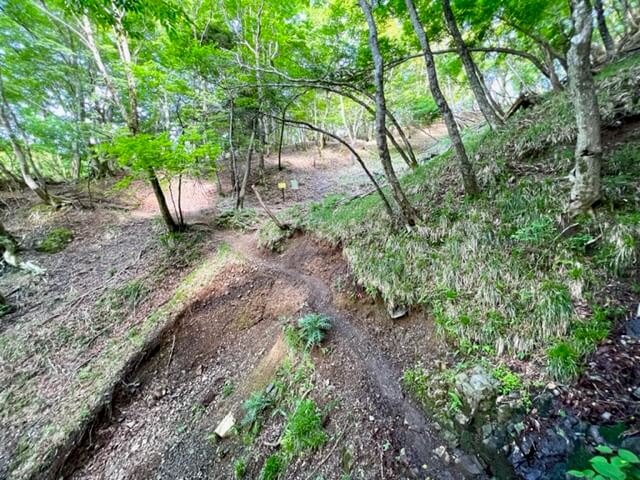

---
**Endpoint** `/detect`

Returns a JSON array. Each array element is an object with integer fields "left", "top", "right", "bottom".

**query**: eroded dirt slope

[{"left": 63, "top": 233, "right": 476, "bottom": 479}]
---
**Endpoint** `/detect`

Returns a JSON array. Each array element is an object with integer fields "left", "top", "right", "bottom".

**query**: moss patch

[{"left": 36, "top": 227, "right": 73, "bottom": 253}]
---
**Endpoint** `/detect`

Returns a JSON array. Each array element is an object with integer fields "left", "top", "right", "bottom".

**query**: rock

[
  {"left": 621, "top": 434, "right": 640, "bottom": 455},
  {"left": 601, "top": 411, "right": 612, "bottom": 421},
  {"left": 455, "top": 411, "right": 471, "bottom": 426},
  {"left": 588, "top": 425, "right": 606, "bottom": 445},
  {"left": 434, "top": 445, "right": 451, "bottom": 464},
  {"left": 454, "top": 450, "right": 485, "bottom": 476},
  {"left": 387, "top": 303, "right": 408, "bottom": 319},
  {"left": 214, "top": 412, "right": 236, "bottom": 439},
  {"left": 454, "top": 366, "right": 500, "bottom": 417},
  {"left": 626, "top": 304, "right": 640, "bottom": 338},
  {"left": 520, "top": 435, "right": 535, "bottom": 456},
  {"left": 509, "top": 445, "right": 525, "bottom": 467}
]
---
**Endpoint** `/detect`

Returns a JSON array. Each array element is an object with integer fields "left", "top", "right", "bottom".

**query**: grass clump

[
  {"left": 215, "top": 208, "right": 259, "bottom": 231},
  {"left": 36, "top": 227, "right": 73, "bottom": 253},
  {"left": 157, "top": 230, "right": 203, "bottom": 267},
  {"left": 234, "top": 457, "right": 247, "bottom": 479},
  {"left": 260, "top": 454, "right": 285, "bottom": 480},
  {"left": 280, "top": 398, "right": 327, "bottom": 456},
  {"left": 547, "top": 341, "right": 581, "bottom": 382},
  {"left": 257, "top": 204, "right": 306, "bottom": 252},
  {"left": 96, "top": 279, "right": 149, "bottom": 321}
]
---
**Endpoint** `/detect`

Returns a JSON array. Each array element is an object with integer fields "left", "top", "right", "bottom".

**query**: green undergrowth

[
  {"left": 258, "top": 55, "right": 640, "bottom": 384},
  {"left": 216, "top": 208, "right": 260, "bottom": 231},
  {"left": 36, "top": 227, "right": 73, "bottom": 253},
  {"left": 233, "top": 316, "right": 332, "bottom": 479},
  {"left": 256, "top": 204, "right": 306, "bottom": 251}
]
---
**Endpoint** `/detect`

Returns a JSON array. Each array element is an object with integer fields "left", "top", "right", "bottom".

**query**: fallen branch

[
  {"left": 166, "top": 333, "right": 176, "bottom": 374},
  {"left": 251, "top": 185, "right": 290, "bottom": 231}
]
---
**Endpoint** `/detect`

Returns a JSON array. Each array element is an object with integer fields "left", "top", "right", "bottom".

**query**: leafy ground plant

[
  {"left": 297, "top": 313, "right": 332, "bottom": 349},
  {"left": 568, "top": 445, "right": 640, "bottom": 479},
  {"left": 280, "top": 399, "right": 327, "bottom": 456},
  {"left": 36, "top": 227, "right": 73, "bottom": 253}
]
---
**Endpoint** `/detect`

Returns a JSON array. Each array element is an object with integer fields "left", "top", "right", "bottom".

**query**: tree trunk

[
  {"left": 0, "top": 71, "right": 58, "bottom": 206},
  {"left": 405, "top": 0, "right": 479, "bottom": 196},
  {"left": 149, "top": 169, "right": 178, "bottom": 232},
  {"left": 442, "top": 0, "right": 503, "bottom": 129},
  {"left": 594, "top": 0, "right": 616, "bottom": 57},
  {"left": 359, "top": 0, "right": 418, "bottom": 227},
  {"left": 0, "top": 158, "right": 24, "bottom": 187},
  {"left": 567, "top": 0, "right": 602, "bottom": 216},
  {"left": 112, "top": 12, "right": 177, "bottom": 232},
  {"left": 228, "top": 99, "right": 239, "bottom": 199},
  {"left": 237, "top": 120, "right": 256, "bottom": 210}
]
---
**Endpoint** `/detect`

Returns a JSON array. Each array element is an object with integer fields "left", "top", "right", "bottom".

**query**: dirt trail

[
  {"left": 62, "top": 232, "right": 475, "bottom": 479},
  {"left": 226, "top": 234, "right": 462, "bottom": 477}
]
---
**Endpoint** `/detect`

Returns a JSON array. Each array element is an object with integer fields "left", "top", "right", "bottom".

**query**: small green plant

[
  {"left": 510, "top": 217, "right": 555, "bottom": 244},
  {"left": 568, "top": 445, "right": 640, "bottom": 479},
  {"left": 491, "top": 365, "right": 523, "bottom": 395},
  {"left": 446, "top": 390, "right": 463, "bottom": 413},
  {"left": 222, "top": 380, "right": 234, "bottom": 398},
  {"left": 215, "top": 208, "right": 259, "bottom": 231},
  {"left": 281, "top": 399, "right": 327, "bottom": 456},
  {"left": 260, "top": 454, "right": 284, "bottom": 480},
  {"left": 402, "top": 366, "right": 430, "bottom": 406},
  {"left": 0, "top": 295, "right": 14, "bottom": 317},
  {"left": 547, "top": 341, "right": 580, "bottom": 382},
  {"left": 36, "top": 227, "right": 73, "bottom": 253},
  {"left": 297, "top": 314, "right": 332, "bottom": 349},
  {"left": 234, "top": 457, "right": 247, "bottom": 479},
  {"left": 241, "top": 391, "right": 273, "bottom": 433}
]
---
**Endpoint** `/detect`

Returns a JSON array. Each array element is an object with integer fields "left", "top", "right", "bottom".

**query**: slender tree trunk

[
  {"left": 567, "top": 0, "right": 602, "bottom": 215},
  {"left": 237, "top": 120, "right": 256, "bottom": 210},
  {"left": 228, "top": 99, "right": 240, "bottom": 200},
  {"left": 359, "top": 0, "right": 417, "bottom": 227},
  {"left": 0, "top": 71, "right": 57, "bottom": 206},
  {"left": 594, "top": 0, "right": 616, "bottom": 57},
  {"left": 544, "top": 48, "right": 565, "bottom": 92},
  {"left": 149, "top": 170, "right": 178, "bottom": 231},
  {"left": 113, "top": 11, "right": 177, "bottom": 232},
  {"left": 405, "top": 0, "right": 479, "bottom": 195},
  {"left": 442, "top": 0, "right": 503, "bottom": 129}
]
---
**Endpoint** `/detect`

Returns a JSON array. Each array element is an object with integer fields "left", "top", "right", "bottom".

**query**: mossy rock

[{"left": 36, "top": 228, "right": 73, "bottom": 253}]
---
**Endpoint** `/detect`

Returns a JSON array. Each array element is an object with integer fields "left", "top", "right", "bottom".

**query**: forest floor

[{"left": 0, "top": 127, "right": 478, "bottom": 479}]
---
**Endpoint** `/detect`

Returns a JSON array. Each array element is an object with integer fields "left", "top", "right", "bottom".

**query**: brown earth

[
  {"left": 1, "top": 129, "right": 472, "bottom": 480},
  {"left": 62, "top": 233, "right": 474, "bottom": 480}
]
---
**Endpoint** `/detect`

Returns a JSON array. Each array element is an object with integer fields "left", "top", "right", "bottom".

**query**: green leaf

[
  {"left": 596, "top": 446, "right": 614, "bottom": 454},
  {"left": 589, "top": 457, "right": 625, "bottom": 480},
  {"left": 567, "top": 470, "right": 586, "bottom": 478},
  {"left": 618, "top": 449, "right": 640, "bottom": 464}
]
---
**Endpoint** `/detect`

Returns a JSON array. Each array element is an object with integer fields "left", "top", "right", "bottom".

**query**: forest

[{"left": 1, "top": 0, "right": 640, "bottom": 478}]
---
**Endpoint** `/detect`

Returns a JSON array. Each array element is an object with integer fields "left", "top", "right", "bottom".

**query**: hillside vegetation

[{"left": 261, "top": 55, "right": 640, "bottom": 384}]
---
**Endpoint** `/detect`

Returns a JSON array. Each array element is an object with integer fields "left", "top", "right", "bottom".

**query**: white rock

[{"left": 214, "top": 412, "right": 236, "bottom": 438}]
